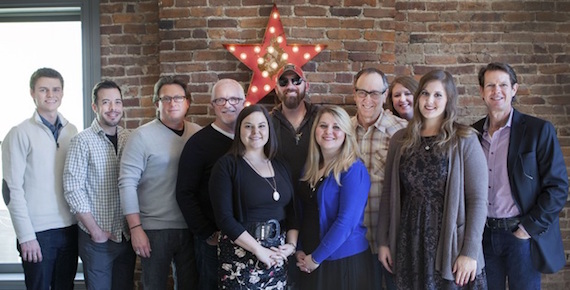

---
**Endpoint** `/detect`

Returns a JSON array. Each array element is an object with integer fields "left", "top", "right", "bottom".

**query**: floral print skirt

[{"left": 218, "top": 232, "right": 287, "bottom": 290}]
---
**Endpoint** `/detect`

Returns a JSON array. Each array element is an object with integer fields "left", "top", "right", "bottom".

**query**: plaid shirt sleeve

[{"left": 63, "top": 134, "right": 91, "bottom": 214}]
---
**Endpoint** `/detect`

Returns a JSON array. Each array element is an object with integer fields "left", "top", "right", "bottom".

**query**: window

[{"left": 0, "top": 1, "right": 99, "bottom": 287}]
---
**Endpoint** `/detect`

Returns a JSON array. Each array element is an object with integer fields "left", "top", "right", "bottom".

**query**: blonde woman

[
  {"left": 378, "top": 70, "right": 488, "bottom": 289},
  {"left": 295, "top": 105, "right": 372, "bottom": 290}
]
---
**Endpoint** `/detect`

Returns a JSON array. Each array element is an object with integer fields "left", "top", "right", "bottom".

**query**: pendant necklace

[
  {"left": 243, "top": 155, "right": 280, "bottom": 201},
  {"left": 422, "top": 137, "right": 432, "bottom": 151}
]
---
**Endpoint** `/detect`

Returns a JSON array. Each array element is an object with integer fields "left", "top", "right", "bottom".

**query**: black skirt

[{"left": 298, "top": 248, "right": 373, "bottom": 290}]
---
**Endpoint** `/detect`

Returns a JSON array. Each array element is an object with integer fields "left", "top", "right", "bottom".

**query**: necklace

[
  {"left": 422, "top": 137, "right": 433, "bottom": 151},
  {"left": 243, "top": 155, "right": 280, "bottom": 201}
]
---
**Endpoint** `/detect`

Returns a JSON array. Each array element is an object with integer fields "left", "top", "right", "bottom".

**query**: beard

[
  {"left": 280, "top": 89, "right": 306, "bottom": 110},
  {"left": 99, "top": 113, "right": 121, "bottom": 128}
]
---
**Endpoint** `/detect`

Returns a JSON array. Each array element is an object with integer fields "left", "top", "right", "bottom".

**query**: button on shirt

[
  {"left": 481, "top": 110, "right": 520, "bottom": 218},
  {"left": 351, "top": 112, "right": 407, "bottom": 251},
  {"left": 63, "top": 119, "right": 131, "bottom": 241}
]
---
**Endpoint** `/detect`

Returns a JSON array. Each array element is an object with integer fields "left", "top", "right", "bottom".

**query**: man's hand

[
  {"left": 20, "top": 239, "right": 42, "bottom": 263},
  {"left": 130, "top": 227, "right": 151, "bottom": 258}
]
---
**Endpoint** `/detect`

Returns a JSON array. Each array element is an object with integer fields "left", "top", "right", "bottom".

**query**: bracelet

[
  {"left": 286, "top": 242, "right": 296, "bottom": 249},
  {"left": 311, "top": 256, "right": 319, "bottom": 265},
  {"left": 130, "top": 224, "right": 142, "bottom": 230}
]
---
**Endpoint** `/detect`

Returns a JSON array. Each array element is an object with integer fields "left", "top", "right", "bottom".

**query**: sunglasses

[{"left": 278, "top": 77, "right": 303, "bottom": 87}]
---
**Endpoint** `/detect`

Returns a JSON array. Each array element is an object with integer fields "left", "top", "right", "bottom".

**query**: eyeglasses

[
  {"left": 212, "top": 97, "right": 244, "bottom": 106},
  {"left": 354, "top": 88, "right": 387, "bottom": 100},
  {"left": 159, "top": 96, "right": 186, "bottom": 103},
  {"left": 278, "top": 77, "right": 303, "bottom": 87}
]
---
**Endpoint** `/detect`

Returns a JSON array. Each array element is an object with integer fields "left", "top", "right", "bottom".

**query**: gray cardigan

[{"left": 377, "top": 129, "right": 488, "bottom": 280}]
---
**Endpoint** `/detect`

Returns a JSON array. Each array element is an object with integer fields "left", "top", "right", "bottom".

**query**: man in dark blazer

[{"left": 472, "top": 62, "right": 568, "bottom": 289}]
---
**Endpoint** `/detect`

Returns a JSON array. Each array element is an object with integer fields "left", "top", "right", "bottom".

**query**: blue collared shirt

[{"left": 39, "top": 113, "right": 63, "bottom": 142}]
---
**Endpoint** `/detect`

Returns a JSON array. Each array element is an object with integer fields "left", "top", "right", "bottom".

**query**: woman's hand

[
  {"left": 378, "top": 245, "right": 393, "bottom": 273},
  {"left": 295, "top": 251, "right": 308, "bottom": 271},
  {"left": 272, "top": 242, "right": 296, "bottom": 261},
  {"left": 254, "top": 246, "right": 280, "bottom": 269},
  {"left": 300, "top": 254, "right": 320, "bottom": 274},
  {"left": 453, "top": 255, "right": 477, "bottom": 286}
]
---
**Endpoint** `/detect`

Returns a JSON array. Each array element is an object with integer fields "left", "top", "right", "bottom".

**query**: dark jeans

[
  {"left": 78, "top": 229, "right": 136, "bottom": 290},
  {"left": 17, "top": 225, "right": 78, "bottom": 290},
  {"left": 141, "top": 229, "right": 198, "bottom": 290},
  {"left": 483, "top": 227, "right": 541, "bottom": 290},
  {"left": 194, "top": 235, "right": 218, "bottom": 290},
  {"left": 371, "top": 253, "right": 396, "bottom": 290}
]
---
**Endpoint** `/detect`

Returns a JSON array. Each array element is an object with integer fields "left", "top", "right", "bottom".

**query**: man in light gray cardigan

[{"left": 119, "top": 76, "right": 201, "bottom": 289}]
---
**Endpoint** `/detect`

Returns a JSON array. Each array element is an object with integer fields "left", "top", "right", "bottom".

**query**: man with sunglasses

[
  {"left": 119, "top": 76, "right": 201, "bottom": 289},
  {"left": 271, "top": 64, "right": 319, "bottom": 289},
  {"left": 352, "top": 68, "right": 407, "bottom": 290},
  {"left": 271, "top": 64, "right": 319, "bottom": 186},
  {"left": 176, "top": 79, "right": 245, "bottom": 290}
]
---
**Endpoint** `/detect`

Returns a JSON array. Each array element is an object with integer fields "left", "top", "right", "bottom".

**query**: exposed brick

[
  {"left": 327, "top": 29, "right": 361, "bottom": 40},
  {"left": 458, "top": 2, "right": 490, "bottom": 11},
  {"left": 426, "top": 2, "right": 458, "bottom": 11},
  {"left": 176, "top": 0, "right": 207, "bottom": 7},
  {"left": 344, "top": 0, "right": 376, "bottom": 6},
  {"left": 225, "top": 7, "right": 259, "bottom": 17},
  {"left": 306, "top": 18, "right": 340, "bottom": 28},
  {"left": 363, "top": 8, "right": 395, "bottom": 18},
  {"left": 407, "top": 12, "right": 439, "bottom": 22},
  {"left": 395, "top": 2, "right": 426, "bottom": 11},
  {"left": 292, "top": 6, "right": 324, "bottom": 17},
  {"left": 331, "top": 8, "right": 362, "bottom": 17},
  {"left": 344, "top": 41, "right": 377, "bottom": 52},
  {"left": 341, "top": 19, "right": 375, "bottom": 29},
  {"left": 208, "top": 19, "right": 238, "bottom": 28},
  {"left": 159, "top": 8, "right": 190, "bottom": 18},
  {"left": 525, "top": 1, "right": 556, "bottom": 11},
  {"left": 410, "top": 34, "right": 440, "bottom": 44},
  {"left": 189, "top": 6, "right": 224, "bottom": 18},
  {"left": 364, "top": 31, "right": 394, "bottom": 42},
  {"left": 348, "top": 52, "right": 379, "bottom": 62}
]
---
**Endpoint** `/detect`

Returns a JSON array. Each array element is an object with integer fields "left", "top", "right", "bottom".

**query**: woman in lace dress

[{"left": 377, "top": 70, "right": 488, "bottom": 289}]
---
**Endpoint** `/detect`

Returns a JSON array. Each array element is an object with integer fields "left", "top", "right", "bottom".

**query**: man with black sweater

[{"left": 176, "top": 78, "right": 245, "bottom": 290}]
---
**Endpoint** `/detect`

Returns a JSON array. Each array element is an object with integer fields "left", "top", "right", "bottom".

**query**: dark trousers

[
  {"left": 483, "top": 227, "right": 541, "bottom": 290},
  {"left": 194, "top": 235, "right": 218, "bottom": 290},
  {"left": 78, "top": 229, "right": 136, "bottom": 290},
  {"left": 18, "top": 225, "right": 78, "bottom": 290},
  {"left": 141, "top": 229, "right": 198, "bottom": 289}
]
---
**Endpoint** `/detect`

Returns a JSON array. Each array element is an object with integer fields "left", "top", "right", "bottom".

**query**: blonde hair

[
  {"left": 302, "top": 105, "right": 360, "bottom": 187},
  {"left": 402, "top": 70, "right": 475, "bottom": 154}
]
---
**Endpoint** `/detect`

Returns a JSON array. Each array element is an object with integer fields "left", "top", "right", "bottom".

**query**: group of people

[{"left": 1, "top": 61, "right": 567, "bottom": 290}]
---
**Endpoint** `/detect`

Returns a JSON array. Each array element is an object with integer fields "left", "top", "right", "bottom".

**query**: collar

[
  {"left": 211, "top": 123, "right": 234, "bottom": 139},
  {"left": 353, "top": 110, "right": 388, "bottom": 133},
  {"left": 483, "top": 108, "right": 514, "bottom": 132}
]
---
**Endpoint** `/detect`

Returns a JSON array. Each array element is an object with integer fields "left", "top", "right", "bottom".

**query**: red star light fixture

[{"left": 223, "top": 4, "right": 327, "bottom": 105}]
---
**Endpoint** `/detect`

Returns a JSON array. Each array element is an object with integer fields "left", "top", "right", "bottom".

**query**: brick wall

[{"left": 99, "top": 0, "right": 570, "bottom": 289}]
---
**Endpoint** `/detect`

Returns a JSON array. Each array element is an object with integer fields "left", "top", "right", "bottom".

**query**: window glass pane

[{"left": 0, "top": 21, "right": 83, "bottom": 264}]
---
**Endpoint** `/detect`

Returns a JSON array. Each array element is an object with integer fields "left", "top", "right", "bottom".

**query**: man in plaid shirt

[
  {"left": 351, "top": 68, "right": 408, "bottom": 290},
  {"left": 64, "top": 80, "right": 134, "bottom": 290}
]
